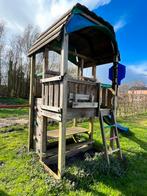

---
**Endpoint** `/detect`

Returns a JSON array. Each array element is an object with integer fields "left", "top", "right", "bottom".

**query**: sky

[{"left": 0, "top": 0, "right": 147, "bottom": 85}]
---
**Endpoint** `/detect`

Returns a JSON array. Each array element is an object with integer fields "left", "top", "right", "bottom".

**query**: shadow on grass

[
  {"left": 0, "top": 190, "right": 9, "bottom": 196},
  {"left": 64, "top": 151, "right": 128, "bottom": 193},
  {"left": 64, "top": 150, "right": 147, "bottom": 195},
  {"left": 120, "top": 129, "right": 147, "bottom": 151}
]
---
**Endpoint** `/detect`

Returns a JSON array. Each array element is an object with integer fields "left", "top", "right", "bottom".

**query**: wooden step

[{"left": 47, "top": 127, "right": 88, "bottom": 139}]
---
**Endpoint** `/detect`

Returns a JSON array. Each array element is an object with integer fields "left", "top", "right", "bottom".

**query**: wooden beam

[
  {"left": 40, "top": 160, "right": 60, "bottom": 180},
  {"left": 89, "top": 117, "right": 94, "bottom": 140},
  {"left": 52, "top": 46, "right": 97, "bottom": 65},
  {"left": 58, "top": 28, "right": 68, "bottom": 178},
  {"left": 92, "top": 65, "right": 96, "bottom": 79},
  {"left": 40, "top": 48, "right": 48, "bottom": 159},
  {"left": 41, "top": 110, "right": 61, "bottom": 121},
  {"left": 41, "top": 75, "right": 62, "bottom": 83},
  {"left": 45, "top": 141, "right": 94, "bottom": 165},
  {"left": 41, "top": 105, "right": 61, "bottom": 113},
  {"left": 28, "top": 55, "right": 35, "bottom": 151},
  {"left": 72, "top": 102, "right": 98, "bottom": 108},
  {"left": 89, "top": 65, "right": 96, "bottom": 140},
  {"left": 47, "top": 127, "right": 88, "bottom": 139},
  {"left": 112, "top": 56, "right": 119, "bottom": 115},
  {"left": 60, "top": 29, "right": 68, "bottom": 75}
]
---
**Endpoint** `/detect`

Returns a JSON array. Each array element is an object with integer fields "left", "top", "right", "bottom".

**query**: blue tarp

[{"left": 66, "top": 14, "right": 97, "bottom": 33}]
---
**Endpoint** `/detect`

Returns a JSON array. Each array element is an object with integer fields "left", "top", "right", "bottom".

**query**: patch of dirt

[{"left": 0, "top": 117, "right": 28, "bottom": 128}]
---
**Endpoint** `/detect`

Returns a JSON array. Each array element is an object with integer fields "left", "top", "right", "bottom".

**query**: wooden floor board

[{"left": 47, "top": 127, "right": 88, "bottom": 139}]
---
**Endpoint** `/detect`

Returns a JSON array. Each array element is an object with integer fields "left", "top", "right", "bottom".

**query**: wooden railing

[
  {"left": 100, "top": 83, "right": 115, "bottom": 108},
  {"left": 41, "top": 76, "right": 61, "bottom": 113}
]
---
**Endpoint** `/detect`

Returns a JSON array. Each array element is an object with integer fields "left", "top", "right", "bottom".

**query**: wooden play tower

[{"left": 28, "top": 3, "right": 122, "bottom": 179}]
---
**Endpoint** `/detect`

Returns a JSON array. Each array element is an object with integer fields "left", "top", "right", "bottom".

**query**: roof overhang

[{"left": 28, "top": 3, "right": 120, "bottom": 67}]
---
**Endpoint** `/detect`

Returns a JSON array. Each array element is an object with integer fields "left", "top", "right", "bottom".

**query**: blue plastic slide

[{"left": 103, "top": 115, "right": 129, "bottom": 133}]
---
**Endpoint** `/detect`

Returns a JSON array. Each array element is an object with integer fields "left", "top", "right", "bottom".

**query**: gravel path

[{"left": 0, "top": 117, "right": 28, "bottom": 128}]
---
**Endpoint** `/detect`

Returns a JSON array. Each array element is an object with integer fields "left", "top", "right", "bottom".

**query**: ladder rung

[
  {"left": 107, "top": 136, "right": 118, "bottom": 141},
  {"left": 108, "top": 148, "right": 120, "bottom": 155},
  {"left": 104, "top": 124, "right": 116, "bottom": 129}
]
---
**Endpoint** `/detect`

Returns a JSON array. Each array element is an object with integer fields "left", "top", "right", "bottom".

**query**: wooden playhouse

[{"left": 28, "top": 3, "right": 122, "bottom": 179}]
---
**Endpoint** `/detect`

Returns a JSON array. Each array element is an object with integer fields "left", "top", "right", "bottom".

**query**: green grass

[
  {"left": 0, "top": 97, "right": 28, "bottom": 105},
  {"left": 0, "top": 114, "right": 147, "bottom": 195},
  {"left": 0, "top": 98, "right": 29, "bottom": 118}
]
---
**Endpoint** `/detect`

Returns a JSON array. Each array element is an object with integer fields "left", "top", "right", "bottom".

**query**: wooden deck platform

[{"left": 47, "top": 127, "right": 88, "bottom": 139}]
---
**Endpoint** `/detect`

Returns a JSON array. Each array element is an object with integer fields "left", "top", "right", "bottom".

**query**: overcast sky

[{"left": 0, "top": 0, "right": 147, "bottom": 84}]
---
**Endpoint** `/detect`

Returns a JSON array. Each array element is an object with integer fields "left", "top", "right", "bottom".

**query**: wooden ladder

[{"left": 99, "top": 108, "right": 123, "bottom": 165}]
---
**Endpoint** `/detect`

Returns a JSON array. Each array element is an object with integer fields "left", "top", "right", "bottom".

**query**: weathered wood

[
  {"left": 41, "top": 109, "right": 61, "bottom": 121},
  {"left": 40, "top": 116, "right": 47, "bottom": 160},
  {"left": 58, "top": 28, "right": 68, "bottom": 178},
  {"left": 112, "top": 57, "right": 119, "bottom": 115},
  {"left": 67, "top": 108, "right": 96, "bottom": 120},
  {"left": 28, "top": 55, "right": 36, "bottom": 151},
  {"left": 49, "top": 83, "right": 54, "bottom": 106},
  {"left": 28, "top": 10, "right": 71, "bottom": 56},
  {"left": 89, "top": 65, "right": 96, "bottom": 140},
  {"left": 89, "top": 117, "right": 94, "bottom": 140},
  {"left": 73, "top": 118, "right": 77, "bottom": 127},
  {"left": 41, "top": 105, "right": 61, "bottom": 113},
  {"left": 45, "top": 141, "right": 94, "bottom": 164},
  {"left": 54, "top": 83, "right": 60, "bottom": 107},
  {"left": 34, "top": 98, "right": 43, "bottom": 153},
  {"left": 67, "top": 76, "right": 96, "bottom": 86},
  {"left": 40, "top": 160, "right": 60, "bottom": 180},
  {"left": 92, "top": 65, "right": 96, "bottom": 79},
  {"left": 40, "top": 48, "right": 48, "bottom": 159},
  {"left": 60, "top": 31, "right": 68, "bottom": 75},
  {"left": 52, "top": 46, "right": 97, "bottom": 65},
  {"left": 72, "top": 102, "right": 98, "bottom": 108},
  {"left": 47, "top": 127, "right": 88, "bottom": 139},
  {"left": 99, "top": 110, "right": 110, "bottom": 165},
  {"left": 41, "top": 75, "right": 62, "bottom": 83},
  {"left": 46, "top": 70, "right": 60, "bottom": 76},
  {"left": 45, "top": 84, "right": 49, "bottom": 105},
  {"left": 69, "top": 93, "right": 90, "bottom": 101}
]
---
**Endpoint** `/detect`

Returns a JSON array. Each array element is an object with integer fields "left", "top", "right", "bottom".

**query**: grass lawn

[
  {"left": 0, "top": 113, "right": 147, "bottom": 196},
  {"left": 0, "top": 98, "right": 29, "bottom": 118}
]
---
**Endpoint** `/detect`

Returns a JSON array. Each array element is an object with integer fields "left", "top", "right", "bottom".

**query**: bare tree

[
  {"left": 21, "top": 24, "right": 40, "bottom": 75},
  {"left": 0, "top": 21, "right": 5, "bottom": 85}
]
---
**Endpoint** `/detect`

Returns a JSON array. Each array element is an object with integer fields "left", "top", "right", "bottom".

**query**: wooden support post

[
  {"left": 58, "top": 28, "right": 68, "bottom": 178},
  {"left": 40, "top": 48, "right": 48, "bottom": 159},
  {"left": 111, "top": 56, "right": 119, "bottom": 149},
  {"left": 89, "top": 117, "right": 93, "bottom": 140},
  {"left": 112, "top": 56, "right": 119, "bottom": 115},
  {"left": 73, "top": 118, "right": 77, "bottom": 127},
  {"left": 88, "top": 65, "right": 96, "bottom": 140},
  {"left": 92, "top": 65, "right": 96, "bottom": 79},
  {"left": 28, "top": 55, "right": 36, "bottom": 151}
]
